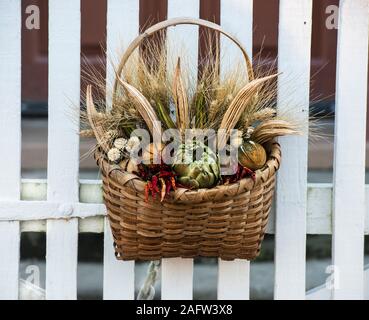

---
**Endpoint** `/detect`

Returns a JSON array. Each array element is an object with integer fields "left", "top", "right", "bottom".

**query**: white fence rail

[{"left": 0, "top": 0, "right": 368, "bottom": 300}]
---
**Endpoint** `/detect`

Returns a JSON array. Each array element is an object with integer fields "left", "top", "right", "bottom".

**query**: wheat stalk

[
  {"left": 218, "top": 73, "right": 278, "bottom": 149},
  {"left": 79, "top": 129, "right": 95, "bottom": 138},
  {"left": 251, "top": 119, "right": 301, "bottom": 145},
  {"left": 86, "top": 85, "right": 110, "bottom": 153}
]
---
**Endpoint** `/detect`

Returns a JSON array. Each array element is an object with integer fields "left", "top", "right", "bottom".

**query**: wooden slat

[
  {"left": 103, "top": 219, "right": 135, "bottom": 300},
  {"left": 274, "top": 0, "right": 312, "bottom": 300},
  {"left": 106, "top": 0, "right": 139, "bottom": 109},
  {"left": 217, "top": 260, "right": 250, "bottom": 300},
  {"left": 45, "top": 220, "right": 78, "bottom": 300},
  {"left": 103, "top": 0, "right": 138, "bottom": 299},
  {"left": 0, "top": 0, "right": 21, "bottom": 300},
  {"left": 161, "top": 258, "right": 193, "bottom": 300},
  {"left": 46, "top": 0, "right": 80, "bottom": 300},
  {"left": 166, "top": 0, "right": 200, "bottom": 75},
  {"left": 307, "top": 265, "right": 369, "bottom": 300},
  {"left": 218, "top": 0, "right": 253, "bottom": 300},
  {"left": 332, "top": 0, "right": 369, "bottom": 300},
  {"left": 0, "top": 222, "right": 20, "bottom": 300},
  {"left": 160, "top": 0, "right": 200, "bottom": 301},
  {"left": 220, "top": 0, "right": 253, "bottom": 70},
  {"left": 0, "top": 201, "right": 105, "bottom": 220},
  {"left": 0, "top": 0, "right": 22, "bottom": 197}
]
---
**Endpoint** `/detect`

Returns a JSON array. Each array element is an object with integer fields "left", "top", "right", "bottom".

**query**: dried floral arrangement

[
  {"left": 82, "top": 38, "right": 300, "bottom": 197},
  {"left": 80, "top": 18, "right": 304, "bottom": 262}
]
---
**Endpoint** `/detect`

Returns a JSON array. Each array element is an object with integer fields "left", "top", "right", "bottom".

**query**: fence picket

[
  {"left": 0, "top": 222, "right": 20, "bottom": 300},
  {"left": 0, "top": 0, "right": 21, "bottom": 300},
  {"left": 217, "top": 0, "right": 253, "bottom": 300},
  {"left": 106, "top": 0, "right": 139, "bottom": 109},
  {"left": 332, "top": 0, "right": 369, "bottom": 300},
  {"left": 160, "top": 0, "right": 200, "bottom": 301},
  {"left": 46, "top": 0, "right": 80, "bottom": 300},
  {"left": 274, "top": 0, "right": 312, "bottom": 300},
  {"left": 103, "top": 0, "right": 138, "bottom": 299},
  {"left": 161, "top": 258, "right": 194, "bottom": 300},
  {"left": 46, "top": 220, "right": 78, "bottom": 299},
  {"left": 103, "top": 219, "right": 135, "bottom": 300}
]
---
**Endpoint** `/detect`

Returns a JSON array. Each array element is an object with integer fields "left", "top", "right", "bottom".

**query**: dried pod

[
  {"left": 238, "top": 141, "right": 266, "bottom": 171},
  {"left": 117, "top": 78, "right": 161, "bottom": 137},
  {"left": 172, "top": 58, "right": 190, "bottom": 132}
]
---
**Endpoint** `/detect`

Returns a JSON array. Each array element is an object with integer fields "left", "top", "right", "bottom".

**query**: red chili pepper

[
  {"left": 165, "top": 180, "right": 171, "bottom": 195},
  {"left": 240, "top": 167, "right": 246, "bottom": 179},
  {"left": 146, "top": 181, "right": 155, "bottom": 199},
  {"left": 236, "top": 165, "right": 242, "bottom": 180},
  {"left": 144, "top": 183, "right": 149, "bottom": 202},
  {"left": 160, "top": 178, "right": 166, "bottom": 202},
  {"left": 159, "top": 171, "right": 175, "bottom": 178},
  {"left": 171, "top": 176, "right": 177, "bottom": 190},
  {"left": 151, "top": 176, "right": 160, "bottom": 193},
  {"left": 241, "top": 166, "right": 256, "bottom": 181}
]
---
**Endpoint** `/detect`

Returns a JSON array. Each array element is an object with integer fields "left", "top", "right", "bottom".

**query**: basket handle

[{"left": 112, "top": 17, "right": 254, "bottom": 106}]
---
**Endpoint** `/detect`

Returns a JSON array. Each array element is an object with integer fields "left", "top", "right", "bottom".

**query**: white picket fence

[{"left": 0, "top": 0, "right": 368, "bottom": 300}]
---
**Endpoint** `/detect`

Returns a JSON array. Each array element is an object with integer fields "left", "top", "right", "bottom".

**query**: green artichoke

[{"left": 172, "top": 141, "right": 220, "bottom": 189}]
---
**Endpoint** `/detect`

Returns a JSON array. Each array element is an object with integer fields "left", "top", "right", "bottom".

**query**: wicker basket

[{"left": 97, "top": 18, "right": 282, "bottom": 261}]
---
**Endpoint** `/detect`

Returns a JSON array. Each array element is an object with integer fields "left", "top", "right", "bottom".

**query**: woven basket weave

[
  {"left": 96, "top": 141, "right": 280, "bottom": 261},
  {"left": 97, "top": 18, "right": 282, "bottom": 261}
]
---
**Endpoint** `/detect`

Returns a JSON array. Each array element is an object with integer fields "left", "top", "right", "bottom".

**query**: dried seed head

[
  {"left": 226, "top": 94, "right": 233, "bottom": 102},
  {"left": 114, "top": 138, "right": 128, "bottom": 150},
  {"left": 210, "top": 100, "right": 218, "bottom": 107},
  {"left": 107, "top": 148, "right": 122, "bottom": 162},
  {"left": 126, "top": 136, "right": 140, "bottom": 153},
  {"left": 105, "top": 130, "right": 118, "bottom": 140}
]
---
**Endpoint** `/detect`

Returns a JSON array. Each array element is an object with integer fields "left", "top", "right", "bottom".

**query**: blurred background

[{"left": 20, "top": 0, "right": 369, "bottom": 299}]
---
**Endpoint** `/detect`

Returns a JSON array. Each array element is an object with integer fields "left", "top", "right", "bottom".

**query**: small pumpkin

[{"left": 238, "top": 140, "right": 267, "bottom": 171}]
